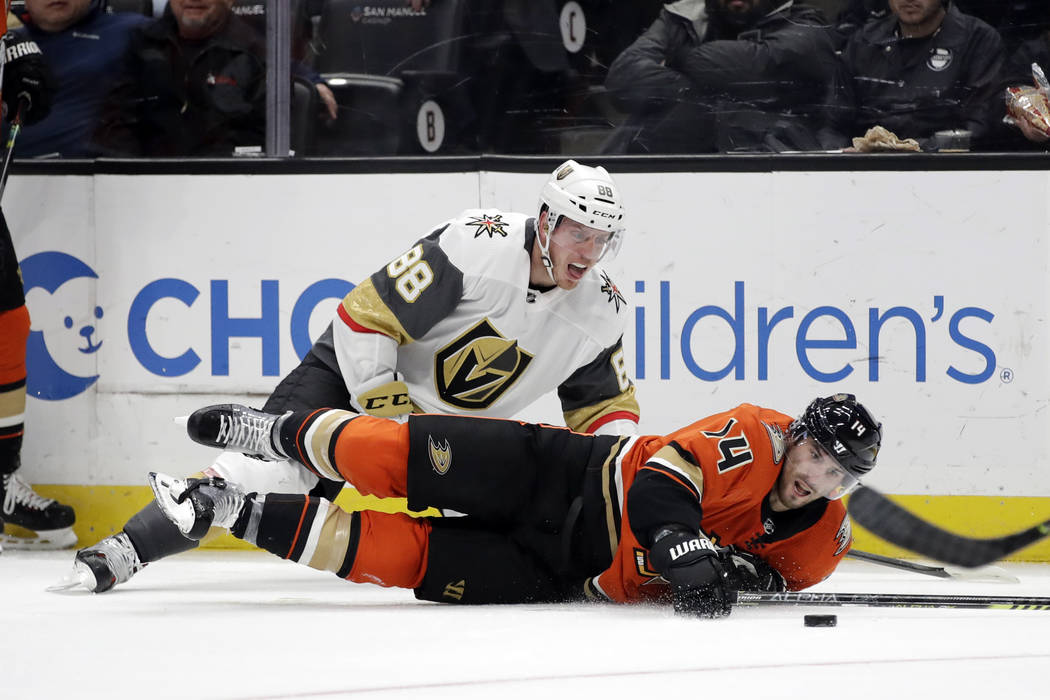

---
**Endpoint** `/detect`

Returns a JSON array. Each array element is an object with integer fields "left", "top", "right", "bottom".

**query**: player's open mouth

[
  {"left": 794, "top": 480, "right": 812, "bottom": 498},
  {"left": 567, "top": 263, "right": 587, "bottom": 279}
]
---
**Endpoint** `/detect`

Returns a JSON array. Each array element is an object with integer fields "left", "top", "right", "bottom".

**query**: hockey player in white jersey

[{"left": 59, "top": 160, "right": 640, "bottom": 592}]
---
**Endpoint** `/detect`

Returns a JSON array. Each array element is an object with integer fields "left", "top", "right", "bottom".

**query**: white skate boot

[
  {"left": 148, "top": 472, "right": 247, "bottom": 540},
  {"left": 49, "top": 532, "right": 145, "bottom": 593}
]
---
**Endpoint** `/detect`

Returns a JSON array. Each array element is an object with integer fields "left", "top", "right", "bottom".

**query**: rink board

[{"left": 6, "top": 167, "right": 1050, "bottom": 558}]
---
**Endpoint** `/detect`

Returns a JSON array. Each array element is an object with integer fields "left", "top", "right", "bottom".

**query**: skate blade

[
  {"left": 147, "top": 472, "right": 195, "bottom": 537},
  {"left": 47, "top": 565, "right": 96, "bottom": 594},
  {"left": 1, "top": 526, "right": 78, "bottom": 550}
]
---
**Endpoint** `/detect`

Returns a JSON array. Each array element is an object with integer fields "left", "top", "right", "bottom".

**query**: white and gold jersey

[{"left": 332, "top": 209, "right": 638, "bottom": 434}]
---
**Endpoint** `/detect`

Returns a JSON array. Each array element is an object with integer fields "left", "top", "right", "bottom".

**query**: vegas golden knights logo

[
  {"left": 443, "top": 579, "right": 466, "bottom": 601},
  {"left": 434, "top": 319, "right": 533, "bottom": 409}
]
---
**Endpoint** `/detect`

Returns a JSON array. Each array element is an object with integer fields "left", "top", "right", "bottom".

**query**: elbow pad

[{"left": 356, "top": 380, "right": 418, "bottom": 417}]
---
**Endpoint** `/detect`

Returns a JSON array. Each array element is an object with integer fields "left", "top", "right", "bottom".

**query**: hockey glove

[
  {"left": 2, "top": 34, "right": 54, "bottom": 125},
  {"left": 648, "top": 526, "right": 731, "bottom": 618},
  {"left": 720, "top": 546, "right": 787, "bottom": 593}
]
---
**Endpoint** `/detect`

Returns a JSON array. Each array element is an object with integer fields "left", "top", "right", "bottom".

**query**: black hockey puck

[{"left": 804, "top": 614, "right": 837, "bottom": 627}]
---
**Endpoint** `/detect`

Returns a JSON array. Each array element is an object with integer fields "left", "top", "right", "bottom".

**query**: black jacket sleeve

[
  {"left": 960, "top": 23, "right": 1006, "bottom": 139},
  {"left": 673, "top": 22, "right": 838, "bottom": 102},
  {"left": 605, "top": 10, "right": 696, "bottom": 114}
]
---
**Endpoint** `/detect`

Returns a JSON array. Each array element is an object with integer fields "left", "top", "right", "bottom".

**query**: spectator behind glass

[
  {"left": 820, "top": 0, "right": 1004, "bottom": 151},
  {"left": 93, "top": 0, "right": 267, "bottom": 156},
  {"left": 11, "top": 0, "right": 147, "bottom": 158},
  {"left": 838, "top": 0, "right": 998, "bottom": 29},
  {"left": 603, "top": 0, "right": 839, "bottom": 154},
  {"left": 838, "top": 1, "right": 1047, "bottom": 51}
]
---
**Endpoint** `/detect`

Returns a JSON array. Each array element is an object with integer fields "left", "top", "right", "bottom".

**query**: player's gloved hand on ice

[
  {"left": 648, "top": 526, "right": 731, "bottom": 618},
  {"left": 719, "top": 546, "right": 786, "bottom": 593},
  {"left": 2, "top": 33, "right": 54, "bottom": 125}
]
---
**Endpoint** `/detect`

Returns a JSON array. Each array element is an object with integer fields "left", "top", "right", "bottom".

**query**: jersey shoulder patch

[
  {"left": 462, "top": 212, "right": 512, "bottom": 239},
  {"left": 763, "top": 421, "right": 786, "bottom": 465},
  {"left": 834, "top": 511, "right": 852, "bottom": 557},
  {"left": 441, "top": 209, "right": 530, "bottom": 279},
  {"left": 597, "top": 270, "right": 626, "bottom": 314}
]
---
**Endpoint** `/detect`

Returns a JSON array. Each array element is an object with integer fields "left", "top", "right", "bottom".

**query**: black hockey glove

[
  {"left": 720, "top": 546, "right": 787, "bottom": 593},
  {"left": 2, "top": 34, "right": 54, "bottom": 125},
  {"left": 648, "top": 526, "right": 731, "bottom": 618}
]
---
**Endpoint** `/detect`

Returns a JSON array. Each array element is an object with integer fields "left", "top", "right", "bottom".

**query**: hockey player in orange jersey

[
  {"left": 149, "top": 393, "right": 881, "bottom": 617},
  {"left": 66, "top": 159, "right": 639, "bottom": 593},
  {"left": 0, "top": 31, "right": 78, "bottom": 550}
]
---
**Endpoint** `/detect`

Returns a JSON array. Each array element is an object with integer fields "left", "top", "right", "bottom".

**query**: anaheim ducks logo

[
  {"left": 428, "top": 435, "right": 452, "bottom": 475},
  {"left": 834, "top": 513, "right": 852, "bottom": 557},
  {"left": 434, "top": 319, "right": 533, "bottom": 409},
  {"left": 764, "top": 422, "right": 786, "bottom": 464}
]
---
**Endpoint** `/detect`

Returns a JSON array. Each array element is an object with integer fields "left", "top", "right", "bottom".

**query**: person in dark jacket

[
  {"left": 93, "top": 0, "right": 268, "bottom": 157},
  {"left": 821, "top": 0, "right": 1004, "bottom": 151},
  {"left": 12, "top": 0, "right": 147, "bottom": 158},
  {"left": 603, "top": 0, "right": 839, "bottom": 154},
  {"left": 837, "top": 0, "right": 1047, "bottom": 53}
]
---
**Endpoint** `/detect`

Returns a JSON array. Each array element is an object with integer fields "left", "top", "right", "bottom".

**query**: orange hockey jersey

[{"left": 590, "top": 403, "right": 853, "bottom": 603}]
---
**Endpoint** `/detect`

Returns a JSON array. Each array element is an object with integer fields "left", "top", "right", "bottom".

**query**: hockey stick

[
  {"left": 847, "top": 485, "right": 1050, "bottom": 568},
  {"left": 847, "top": 549, "right": 952, "bottom": 578},
  {"left": 734, "top": 591, "right": 1050, "bottom": 611},
  {"left": 0, "top": 97, "right": 27, "bottom": 203},
  {"left": 845, "top": 548, "right": 1019, "bottom": 584}
]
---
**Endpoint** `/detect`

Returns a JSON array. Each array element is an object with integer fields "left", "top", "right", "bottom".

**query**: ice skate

[
  {"left": 148, "top": 472, "right": 247, "bottom": 540},
  {"left": 183, "top": 404, "right": 287, "bottom": 461},
  {"left": 0, "top": 471, "right": 77, "bottom": 549},
  {"left": 48, "top": 532, "right": 145, "bottom": 593}
]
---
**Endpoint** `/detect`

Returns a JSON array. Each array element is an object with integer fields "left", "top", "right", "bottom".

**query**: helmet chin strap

[{"left": 539, "top": 213, "right": 559, "bottom": 286}]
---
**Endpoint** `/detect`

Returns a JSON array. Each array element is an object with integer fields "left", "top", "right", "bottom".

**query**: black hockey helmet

[{"left": 790, "top": 393, "right": 882, "bottom": 479}]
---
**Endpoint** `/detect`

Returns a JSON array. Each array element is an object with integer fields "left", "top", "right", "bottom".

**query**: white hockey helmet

[{"left": 538, "top": 159, "right": 626, "bottom": 259}]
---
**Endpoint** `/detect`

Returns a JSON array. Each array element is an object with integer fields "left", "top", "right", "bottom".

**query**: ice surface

[{"left": 2, "top": 550, "right": 1048, "bottom": 700}]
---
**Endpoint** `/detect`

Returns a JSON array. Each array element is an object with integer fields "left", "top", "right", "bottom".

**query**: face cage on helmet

[
  {"left": 789, "top": 426, "right": 863, "bottom": 501},
  {"left": 546, "top": 210, "right": 625, "bottom": 264}
]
